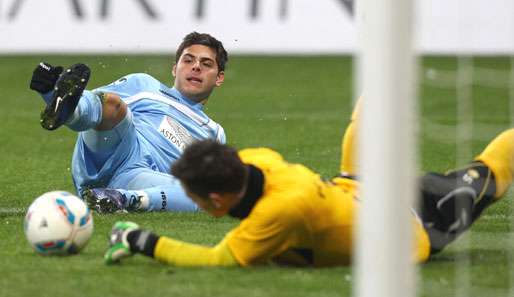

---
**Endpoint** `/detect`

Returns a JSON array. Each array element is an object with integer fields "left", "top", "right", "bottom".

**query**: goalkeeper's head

[{"left": 171, "top": 140, "right": 248, "bottom": 217}]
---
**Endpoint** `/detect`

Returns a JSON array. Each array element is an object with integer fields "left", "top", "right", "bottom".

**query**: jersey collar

[
  {"left": 160, "top": 87, "right": 204, "bottom": 111},
  {"left": 229, "top": 165, "right": 265, "bottom": 219}
]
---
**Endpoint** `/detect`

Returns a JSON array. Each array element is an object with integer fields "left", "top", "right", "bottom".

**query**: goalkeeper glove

[
  {"left": 105, "top": 221, "right": 160, "bottom": 264},
  {"left": 29, "top": 62, "right": 63, "bottom": 93}
]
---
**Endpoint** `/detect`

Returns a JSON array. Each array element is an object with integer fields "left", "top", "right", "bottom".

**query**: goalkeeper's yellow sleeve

[{"left": 153, "top": 236, "right": 239, "bottom": 267}]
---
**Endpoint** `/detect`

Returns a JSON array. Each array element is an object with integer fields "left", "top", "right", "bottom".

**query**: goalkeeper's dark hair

[
  {"left": 171, "top": 140, "right": 247, "bottom": 199},
  {"left": 176, "top": 32, "right": 228, "bottom": 72}
]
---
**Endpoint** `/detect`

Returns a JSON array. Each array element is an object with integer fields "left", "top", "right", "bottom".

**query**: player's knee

[{"left": 97, "top": 93, "right": 127, "bottom": 131}]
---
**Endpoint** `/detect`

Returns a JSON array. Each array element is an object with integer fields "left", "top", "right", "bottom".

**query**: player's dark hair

[
  {"left": 175, "top": 32, "right": 228, "bottom": 72},
  {"left": 171, "top": 140, "right": 247, "bottom": 199}
]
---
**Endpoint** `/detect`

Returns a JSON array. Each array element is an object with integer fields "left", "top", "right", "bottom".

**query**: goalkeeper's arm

[
  {"left": 109, "top": 227, "right": 239, "bottom": 266},
  {"left": 154, "top": 236, "right": 238, "bottom": 266}
]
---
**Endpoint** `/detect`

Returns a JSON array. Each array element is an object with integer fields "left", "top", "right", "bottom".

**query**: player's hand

[
  {"left": 104, "top": 221, "right": 140, "bottom": 264},
  {"left": 29, "top": 62, "right": 64, "bottom": 93}
]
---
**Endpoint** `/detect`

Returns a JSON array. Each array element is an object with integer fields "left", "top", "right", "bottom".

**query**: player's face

[
  {"left": 172, "top": 44, "right": 225, "bottom": 103},
  {"left": 182, "top": 184, "right": 236, "bottom": 217}
]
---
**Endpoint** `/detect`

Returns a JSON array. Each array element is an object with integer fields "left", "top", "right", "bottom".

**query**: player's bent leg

[
  {"left": 420, "top": 162, "right": 497, "bottom": 253},
  {"left": 475, "top": 128, "right": 514, "bottom": 198},
  {"left": 73, "top": 109, "right": 138, "bottom": 197},
  {"left": 411, "top": 210, "right": 431, "bottom": 263},
  {"left": 81, "top": 108, "right": 134, "bottom": 154},
  {"left": 74, "top": 109, "right": 135, "bottom": 188},
  {"left": 421, "top": 129, "right": 514, "bottom": 254},
  {"left": 84, "top": 188, "right": 136, "bottom": 213},
  {"left": 340, "top": 120, "right": 358, "bottom": 176},
  {"left": 87, "top": 169, "right": 199, "bottom": 213},
  {"left": 124, "top": 170, "right": 199, "bottom": 212},
  {"left": 40, "top": 63, "right": 91, "bottom": 130},
  {"left": 94, "top": 92, "right": 128, "bottom": 131},
  {"left": 339, "top": 99, "right": 362, "bottom": 176},
  {"left": 65, "top": 91, "right": 103, "bottom": 131},
  {"left": 66, "top": 91, "right": 127, "bottom": 132}
]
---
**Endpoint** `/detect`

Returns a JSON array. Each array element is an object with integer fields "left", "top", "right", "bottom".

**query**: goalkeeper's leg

[
  {"left": 339, "top": 99, "right": 362, "bottom": 177},
  {"left": 421, "top": 129, "right": 514, "bottom": 253}
]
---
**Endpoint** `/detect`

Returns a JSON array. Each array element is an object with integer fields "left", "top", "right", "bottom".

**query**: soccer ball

[{"left": 24, "top": 191, "right": 94, "bottom": 255}]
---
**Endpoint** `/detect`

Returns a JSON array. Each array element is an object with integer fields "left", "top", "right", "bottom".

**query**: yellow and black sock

[{"left": 475, "top": 128, "right": 514, "bottom": 199}]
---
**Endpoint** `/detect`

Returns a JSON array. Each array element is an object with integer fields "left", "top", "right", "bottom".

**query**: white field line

[
  {"left": 423, "top": 67, "right": 512, "bottom": 89},
  {"left": 0, "top": 207, "right": 26, "bottom": 215}
]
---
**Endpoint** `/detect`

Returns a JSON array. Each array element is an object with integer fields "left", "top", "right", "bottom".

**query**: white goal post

[{"left": 354, "top": 0, "right": 417, "bottom": 297}]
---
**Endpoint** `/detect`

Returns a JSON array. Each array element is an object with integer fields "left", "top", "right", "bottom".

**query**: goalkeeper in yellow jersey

[{"left": 104, "top": 105, "right": 514, "bottom": 266}]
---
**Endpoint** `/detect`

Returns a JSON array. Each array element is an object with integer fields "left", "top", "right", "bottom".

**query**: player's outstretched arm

[{"left": 105, "top": 221, "right": 239, "bottom": 267}]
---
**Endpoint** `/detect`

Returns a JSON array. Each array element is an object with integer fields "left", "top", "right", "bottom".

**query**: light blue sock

[
  {"left": 65, "top": 91, "right": 103, "bottom": 132},
  {"left": 117, "top": 185, "right": 199, "bottom": 212}
]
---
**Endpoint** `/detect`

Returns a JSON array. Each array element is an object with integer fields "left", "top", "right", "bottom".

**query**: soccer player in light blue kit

[{"left": 29, "top": 32, "right": 227, "bottom": 213}]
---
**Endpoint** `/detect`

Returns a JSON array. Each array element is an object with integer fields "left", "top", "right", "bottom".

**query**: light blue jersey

[{"left": 68, "top": 73, "right": 225, "bottom": 211}]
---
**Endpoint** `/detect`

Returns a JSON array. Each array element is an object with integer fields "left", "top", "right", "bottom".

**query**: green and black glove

[{"left": 104, "top": 221, "right": 160, "bottom": 264}]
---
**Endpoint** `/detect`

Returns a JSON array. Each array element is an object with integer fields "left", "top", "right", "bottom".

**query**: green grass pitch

[{"left": 0, "top": 55, "right": 513, "bottom": 297}]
